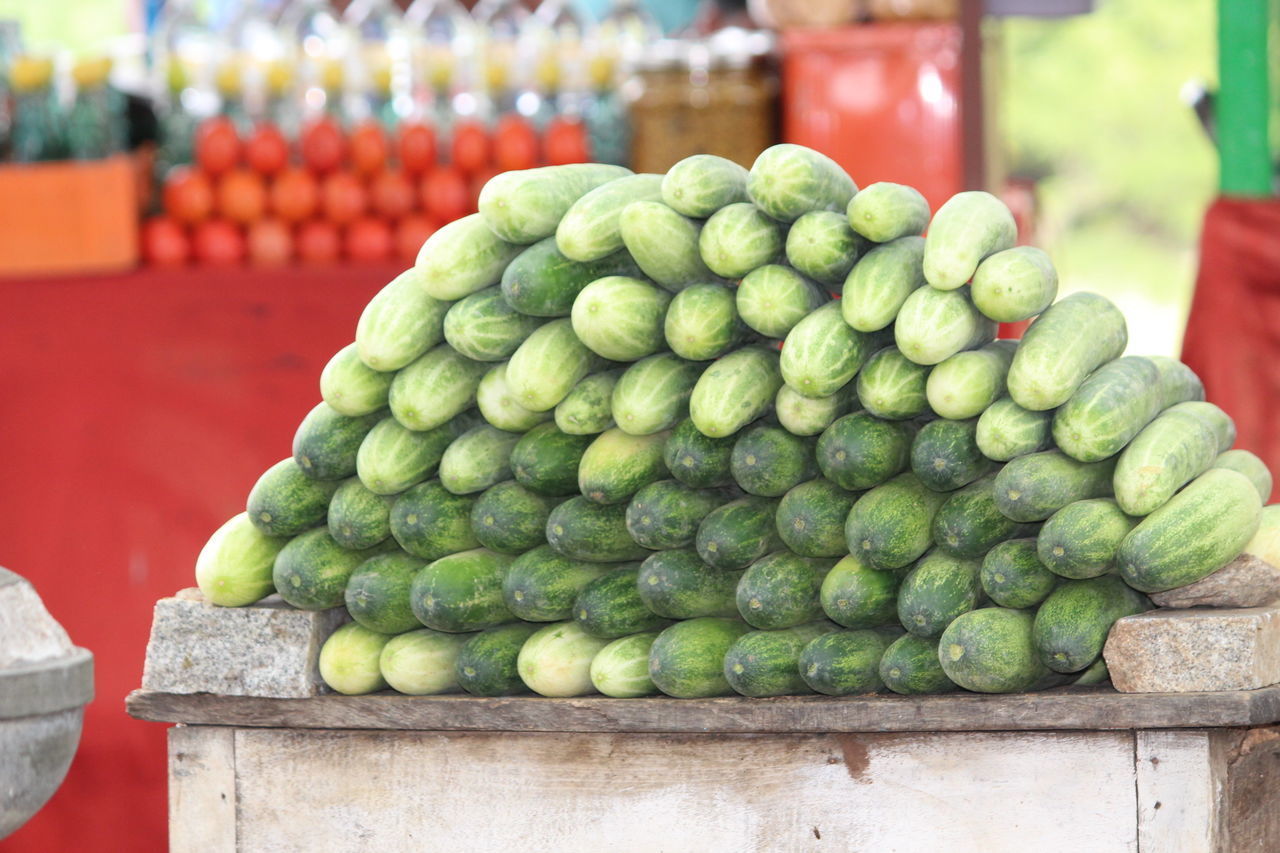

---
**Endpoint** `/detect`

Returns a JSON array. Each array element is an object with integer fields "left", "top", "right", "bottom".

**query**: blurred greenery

[{"left": 0, "top": 1, "right": 130, "bottom": 56}]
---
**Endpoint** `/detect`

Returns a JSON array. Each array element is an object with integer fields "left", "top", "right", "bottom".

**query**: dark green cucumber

[
  {"left": 820, "top": 552, "right": 902, "bottom": 629},
  {"left": 897, "top": 550, "right": 985, "bottom": 638},
  {"left": 910, "top": 417, "right": 994, "bottom": 492},
  {"left": 647, "top": 617, "right": 752, "bottom": 698},
  {"left": 696, "top": 496, "right": 783, "bottom": 570},
  {"left": 938, "top": 607, "right": 1054, "bottom": 693},
  {"left": 546, "top": 496, "right": 651, "bottom": 562},
  {"left": 932, "top": 474, "right": 1030, "bottom": 558},
  {"left": 344, "top": 551, "right": 424, "bottom": 633},
  {"left": 980, "top": 539, "right": 1058, "bottom": 609},
  {"left": 328, "top": 477, "right": 395, "bottom": 550},
  {"left": 1052, "top": 356, "right": 1164, "bottom": 462},
  {"left": 800, "top": 627, "right": 901, "bottom": 696},
  {"left": 577, "top": 427, "right": 670, "bottom": 505},
  {"left": 390, "top": 480, "right": 480, "bottom": 561},
  {"left": 879, "top": 633, "right": 958, "bottom": 695},
  {"left": 845, "top": 472, "right": 948, "bottom": 570},
  {"left": 574, "top": 565, "right": 671, "bottom": 638},
  {"left": 502, "top": 545, "right": 615, "bottom": 621},
  {"left": 994, "top": 451, "right": 1117, "bottom": 523},
  {"left": 1037, "top": 498, "right": 1137, "bottom": 579},
  {"left": 724, "top": 621, "right": 838, "bottom": 697},
  {"left": 730, "top": 425, "right": 817, "bottom": 497},
  {"left": 625, "top": 479, "right": 729, "bottom": 550},
  {"left": 636, "top": 549, "right": 741, "bottom": 619},
  {"left": 510, "top": 422, "right": 594, "bottom": 496},
  {"left": 274, "top": 528, "right": 389, "bottom": 610},
  {"left": 663, "top": 417, "right": 736, "bottom": 488},
  {"left": 975, "top": 397, "right": 1053, "bottom": 462},
  {"left": 856, "top": 346, "right": 931, "bottom": 421},
  {"left": 247, "top": 457, "right": 340, "bottom": 537},
  {"left": 292, "top": 402, "right": 384, "bottom": 481},
  {"left": 409, "top": 548, "right": 515, "bottom": 632},
  {"left": 470, "top": 481, "right": 558, "bottom": 555},
  {"left": 500, "top": 237, "right": 640, "bottom": 317},
  {"left": 776, "top": 478, "right": 861, "bottom": 558},
  {"left": 816, "top": 411, "right": 915, "bottom": 491},
  {"left": 455, "top": 622, "right": 541, "bottom": 696},
  {"left": 1032, "top": 576, "right": 1150, "bottom": 673},
  {"left": 736, "top": 551, "right": 836, "bottom": 630}
]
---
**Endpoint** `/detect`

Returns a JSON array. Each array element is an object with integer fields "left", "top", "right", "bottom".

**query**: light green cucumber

[
  {"left": 846, "top": 181, "right": 930, "bottom": 243},
  {"left": 841, "top": 236, "right": 927, "bottom": 332},
  {"left": 378, "top": 629, "right": 469, "bottom": 695},
  {"left": 921, "top": 191, "right": 1017, "bottom": 291},
  {"left": 319, "top": 622, "right": 393, "bottom": 695},
  {"left": 478, "top": 163, "right": 633, "bottom": 245},
  {"left": 736, "top": 264, "right": 829, "bottom": 339},
  {"left": 356, "top": 415, "right": 457, "bottom": 495},
  {"left": 1007, "top": 291, "right": 1128, "bottom": 411},
  {"left": 1214, "top": 449, "right": 1274, "bottom": 502},
  {"left": 698, "top": 202, "right": 785, "bottom": 279},
  {"left": 577, "top": 427, "right": 670, "bottom": 505},
  {"left": 618, "top": 200, "right": 715, "bottom": 291},
  {"left": 388, "top": 344, "right": 488, "bottom": 431},
  {"left": 555, "top": 172, "right": 665, "bottom": 261},
  {"left": 856, "top": 346, "right": 931, "bottom": 420},
  {"left": 661, "top": 154, "right": 750, "bottom": 218},
  {"left": 516, "top": 620, "right": 612, "bottom": 697},
  {"left": 195, "top": 512, "right": 289, "bottom": 606},
  {"left": 895, "top": 284, "right": 996, "bottom": 365},
  {"left": 320, "top": 343, "right": 394, "bottom": 416},
  {"left": 438, "top": 425, "right": 522, "bottom": 495},
  {"left": 925, "top": 340, "right": 1017, "bottom": 420},
  {"left": 775, "top": 383, "right": 857, "bottom": 437},
  {"left": 506, "top": 318, "right": 601, "bottom": 413},
  {"left": 416, "top": 213, "right": 523, "bottom": 300},
  {"left": 780, "top": 301, "right": 874, "bottom": 398},
  {"left": 442, "top": 286, "right": 544, "bottom": 362},
  {"left": 611, "top": 353, "right": 702, "bottom": 436},
  {"left": 785, "top": 210, "right": 863, "bottom": 286},
  {"left": 663, "top": 283, "right": 746, "bottom": 361},
  {"left": 747, "top": 143, "right": 857, "bottom": 223},
  {"left": 688, "top": 346, "right": 784, "bottom": 438},
  {"left": 355, "top": 267, "right": 450, "bottom": 371},
  {"left": 975, "top": 396, "right": 1054, "bottom": 462},
  {"left": 476, "top": 362, "right": 554, "bottom": 432},
  {"left": 970, "top": 246, "right": 1058, "bottom": 323},
  {"left": 554, "top": 369, "right": 623, "bottom": 435},
  {"left": 590, "top": 632, "right": 662, "bottom": 697},
  {"left": 570, "top": 275, "right": 671, "bottom": 361}
]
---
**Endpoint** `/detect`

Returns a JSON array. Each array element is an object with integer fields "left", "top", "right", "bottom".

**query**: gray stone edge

[{"left": 0, "top": 647, "right": 94, "bottom": 718}]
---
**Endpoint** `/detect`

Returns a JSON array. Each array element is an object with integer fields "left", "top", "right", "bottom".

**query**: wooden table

[{"left": 128, "top": 686, "right": 1280, "bottom": 852}]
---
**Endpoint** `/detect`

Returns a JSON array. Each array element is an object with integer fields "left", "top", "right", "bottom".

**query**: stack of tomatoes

[{"left": 142, "top": 113, "right": 592, "bottom": 268}]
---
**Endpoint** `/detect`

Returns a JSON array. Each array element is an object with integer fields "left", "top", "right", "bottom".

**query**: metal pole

[{"left": 1218, "top": 0, "right": 1272, "bottom": 196}]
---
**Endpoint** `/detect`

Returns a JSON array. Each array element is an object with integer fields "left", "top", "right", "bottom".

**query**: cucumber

[
  {"left": 510, "top": 422, "right": 594, "bottom": 496},
  {"left": 661, "top": 154, "right": 750, "bottom": 218},
  {"left": 800, "top": 627, "right": 900, "bottom": 696},
  {"left": 1037, "top": 498, "right": 1137, "bottom": 579},
  {"left": 975, "top": 397, "right": 1053, "bottom": 462},
  {"left": 1169, "top": 400, "right": 1237, "bottom": 453},
  {"left": 841, "top": 236, "right": 927, "bottom": 332},
  {"left": 1073, "top": 657, "right": 1111, "bottom": 687},
  {"left": 696, "top": 496, "right": 783, "bottom": 570},
  {"left": 846, "top": 181, "right": 930, "bottom": 243},
  {"left": 776, "top": 478, "right": 861, "bottom": 558},
  {"left": 724, "top": 621, "right": 838, "bottom": 697},
  {"left": 626, "top": 479, "right": 727, "bottom": 550},
  {"left": 1112, "top": 408, "right": 1222, "bottom": 516},
  {"left": 194, "top": 512, "right": 289, "bottom": 607},
  {"left": 747, "top": 143, "right": 857, "bottom": 223},
  {"left": 664, "top": 283, "right": 746, "bottom": 362},
  {"left": 1215, "top": 449, "right": 1273, "bottom": 502},
  {"left": 590, "top": 631, "right": 662, "bottom": 698},
  {"left": 571, "top": 275, "right": 671, "bottom": 361},
  {"left": 390, "top": 481, "right": 480, "bottom": 560},
  {"left": 505, "top": 318, "right": 601, "bottom": 412},
  {"left": 611, "top": 354, "right": 702, "bottom": 436},
  {"left": 981, "top": 539, "right": 1058, "bottom": 609},
  {"left": 845, "top": 472, "right": 949, "bottom": 570},
  {"left": 443, "top": 286, "right": 544, "bottom": 362},
  {"left": 379, "top": 629, "right": 468, "bottom": 695},
  {"left": 328, "top": 477, "right": 395, "bottom": 550},
  {"left": 555, "top": 172, "right": 665, "bottom": 261},
  {"left": 416, "top": 213, "right": 524, "bottom": 300},
  {"left": 274, "top": 528, "right": 387, "bottom": 610},
  {"left": 736, "top": 551, "right": 835, "bottom": 629},
  {"left": 910, "top": 417, "right": 994, "bottom": 492},
  {"left": 470, "top": 480, "right": 557, "bottom": 554},
  {"left": 932, "top": 474, "right": 1029, "bottom": 558},
  {"left": 688, "top": 346, "right": 783, "bottom": 438},
  {"left": 698, "top": 202, "right": 784, "bottom": 279},
  {"left": 618, "top": 200, "right": 715, "bottom": 290},
  {"left": 578, "top": 427, "right": 669, "bottom": 505},
  {"left": 1052, "top": 356, "right": 1163, "bottom": 462},
  {"left": 785, "top": 210, "right": 863, "bottom": 286},
  {"left": 1150, "top": 355, "right": 1205, "bottom": 408},
  {"left": 856, "top": 346, "right": 931, "bottom": 420},
  {"left": 1117, "top": 467, "right": 1263, "bottom": 593},
  {"left": 938, "top": 607, "right": 1052, "bottom": 693},
  {"left": 356, "top": 267, "right": 450, "bottom": 371},
  {"left": 895, "top": 284, "right": 996, "bottom": 366},
  {"left": 780, "top": 301, "right": 873, "bottom": 398},
  {"left": 994, "top": 451, "right": 1117, "bottom": 522},
  {"left": 664, "top": 417, "right": 736, "bottom": 488},
  {"left": 554, "top": 369, "right": 622, "bottom": 435},
  {"left": 897, "top": 550, "right": 984, "bottom": 638},
  {"left": 357, "top": 414, "right": 460, "bottom": 495},
  {"left": 1006, "top": 291, "right": 1128, "bottom": 411},
  {"left": 503, "top": 545, "right": 615, "bottom": 622},
  {"left": 970, "top": 246, "right": 1058, "bottom": 322},
  {"left": 439, "top": 424, "right": 521, "bottom": 495},
  {"left": 501, "top": 236, "right": 641, "bottom": 317},
  {"left": 409, "top": 548, "right": 515, "bottom": 632},
  {"left": 879, "top": 633, "right": 958, "bottom": 695},
  {"left": 731, "top": 425, "right": 816, "bottom": 497},
  {"left": 478, "top": 163, "right": 633, "bottom": 244},
  {"left": 921, "top": 191, "right": 1017, "bottom": 290},
  {"left": 1243, "top": 505, "right": 1280, "bottom": 568},
  {"left": 321, "top": 343, "right": 394, "bottom": 416},
  {"left": 574, "top": 565, "right": 670, "bottom": 638},
  {"left": 455, "top": 622, "right": 542, "bottom": 696},
  {"left": 546, "top": 496, "right": 651, "bottom": 562},
  {"left": 647, "top": 616, "right": 752, "bottom": 698},
  {"left": 516, "top": 620, "right": 612, "bottom": 697},
  {"left": 1032, "top": 576, "right": 1150, "bottom": 673},
  {"left": 476, "top": 362, "right": 553, "bottom": 432},
  {"left": 344, "top": 551, "right": 423, "bottom": 634},
  {"left": 816, "top": 411, "right": 915, "bottom": 490},
  {"left": 246, "top": 458, "right": 339, "bottom": 537},
  {"left": 292, "top": 403, "right": 383, "bottom": 481},
  {"left": 736, "top": 264, "right": 828, "bottom": 339},
  {"left": 388, "top": 344, "right": 488, "bottom": 431},
  {"left": 820, "top": 552, "right": 901, "bottom": 629},
  {"left": 776, "top": 383, "right": 856, "bottom": 437},
  {"left": 925, "top": 340, "right": 1017, "bottom": 420},
  {"left": 636, "top": 549, "right": 741, "bottom": 619},
  {"left": 319, "top": 622, "right": 392, "bottom": 695}
]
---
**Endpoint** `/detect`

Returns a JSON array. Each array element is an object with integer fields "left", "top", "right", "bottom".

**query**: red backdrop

[{"left": 0, "top": 263, "right": 398, "bottom": 851}]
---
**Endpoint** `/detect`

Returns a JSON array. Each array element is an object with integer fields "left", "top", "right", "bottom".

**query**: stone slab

[
  {"left": 1150, "top": 554, "right": 1280, "bottom": 609},
  {"left": 142, "top": 589, "right": 347, "bottom": 699},
  {"left": 1104, "top": 604, "right": 1280, "bottom": 693},
  {"left": 0, "top": 568, "right": 74, "bottom": 670}
]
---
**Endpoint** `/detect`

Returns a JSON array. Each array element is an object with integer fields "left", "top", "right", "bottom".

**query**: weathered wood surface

[
  {"left": 128, "top": 683, "right": 1280, "bottom": 734},
  {"left": 169, "top": 725, "right": 236, "bottom": 853}
]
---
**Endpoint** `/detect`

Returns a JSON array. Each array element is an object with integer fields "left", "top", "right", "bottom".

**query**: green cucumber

[
  {"left": 1215, "top": 449, "right": 1274, "bottom": 502},
  {"left": 476, "top": 362, "right": 553, "bottom": 432},
  {"left": 577, "top": 427, "right": 669, "bottom": 505},
  {"left": 785, "top": 210, "right": 863, "bottom": 286},
  {"left": 246, "top": 458, "right": 339, "bottom": 537},
  {"left": 455, "top": 622, "right": 541, "bottom": 696},
  {"left": 1150, "top": 356, "right": 1205, "bottom": 408},
  {"left": 516, "top": 620, "right": 612, "bottom": 697},
  {"left": 975, "top": 397, "right": 1053, "bottom": 462},
  {"left": 841, "top": 236, "right": 927, "bottom": 332},
  {"left": 378, "top": 629, "right": 468, "bottom": 695},
  {"left": 355, "top": 267, "right": 450, "bottom": 371},
  {"left": 856, "top": 346, "right": 931, "bottom": 420},
  {"left": 546, "top": 496, "right": 651, "bottom": 562},
  {"left": 921, "top": 191, "right": 1017, "bottom": 290},
  {"left": 574, "top": 565, "right": 670, "bottom": 638},
  {"left": 626, "top": 479, "right": 728, "bottom": 550},
  {"left": 618, "top": 200, "right": 715, "bottom": 290},
  {"left": 938, "top": 607, "right": 1051, "bottom": 693},
  {"left": 409, "top": 548, "right": 515, "bottom": 632},
  {"left": 1032, "top": 576, "right": 1150, "bottom": 673},
  {"left": 510, "top": 422, "right": 594, "bottom": 496},
  {"left": 274, "top": 528, "right": 387, "bottom": 610},
  {"left": 736, "top": 264, "right": 828, "bottom": 339},
  {"left": 897, "top": 550, "right": 984, "bottom": 637},
  {"left": 970, "top": 246, "right": 1058, "bottom": 323},
  {"left": 505, "top": 318, "right": 601, "bottom": 412},
  {"left": 846, "top": 181, "right": 929, "bottom": 243},
  {"left": 820, "top": 552, "right": 901, "bottom": 629},
  {"left": 1052, "top": 356, "right": 1163, "bottom": 462},
  {"left": 895, "top": 284, "right": 996, "bottom": 366},
  {"left": 994, "top": 451, "right": 1117, "bottom": 523},
  {"left": 571, "top": 275, "right": 671, "bottom": 361},
  {"left": 801, "top": 627, "right": 901, "bottom": 696},
  {"left": 388, "top": 344, "right": 488, "bottom": 432},
  {"left": 647, "top": 616, "right": 752, "bottom": 698},
  {"left": 293, "top": 402, "right": 383, "bottom": 481},
  {"left": 416, "top": 212, "right": 524, "bottom": 300},
  {"left": 501, "top": 236, "right": 641, "bottom": 317},
  {"left": 980, "top": 539, "right": 1058, "bottom": 609},
  {"left": 688, "top": 346, "right": 783, "bottom": 438},
  {"left": 357, "top": 414, "right": 461, "bottom": 495},
  {"left": 478, "top": 163, "right": 633, "bottom": 244},
  {"left": 320, "top": 343, "right": 393, "bottom": 416},
  {"left": 319, "top": 622, "right": 392, "bottom": 695},
  {"left": 610, "top": 354, "right": 702, "bottom": 436},
  {"left": 731, "top": 425, "right": 817, "bottom": 497},
  {"left": 328, "top": 477, "right": 395, "bottom": 550},
  {"left": 554, "top": 369, "right": 622, "bottom": 436},
  {"left": 438, "top": 424, "right": 521, "bottom": 495},
  {"left": 1113, "top": 408, "right": 1221, "bottom": 516},
  {"left": 845, "top": 472, "right": 948, "bottom": 570},
  {"left": 724, "top": 621, "right": 838, "bottom": 697},
  {"left": 879, "top": 633, "right": 958, "bottom": 695},
  {"left": 663, "top": 283, "right": 746, "bottom": 362},
  {"left": 816, "top": 411, "right": 915, "bottom": 491},
  {"left": 696, "top": 496, "right": 783, "bottom": 570},
  {"left": 194, "top": 512, "right": 289, "bottom": 607},
  {"left": 470, "top": 480, "right": 557, "bottom": 554},
  {"left": 775, "top": 383, "right": 857, "bottom": 437},
  {"left": 698, "top": 202, "right": 784, "bottom": 279},
  {"left": 736, "top": 551, "right": 836, "bottom": 630},
  {"left": 344, "top": 551, "right": 424, "bottom": 634},
  {"left": 390, "top": 481, "right": 479, "bottom": 560},
  {"left": 776, "top": 478, "right": 861, "bottom": 558},
  {"left": 910, "top": 417, "right": 994, "bottom": 492},
  {"left": 664, "top": 417, "right": 736, "bottom": 488},
  {"left": 443, "top": 286, "right": 544, "bottom": 362},
  {"left": 503, "top": 545, "right": 615, "bottom": 622},
  {"left": 1169, "top": 400, "right": 1237, "bottom": 453},
  {"left": 747, "top": 143, "right": 857, "bottom": 223},
  {"left": 556, "top": 172, "right": 665, "bottom": 261},
  {"left": 1073, "top": 657, "right": 1111, "bottom": 687},
  {"left": 660, "top": 154, "right": 750, "bottom": 218},
  {"left": 780, "top": 301, "right": 873, "bottom": 398},
  {"left": 1007, "top": 291, "right": 1128, "bottom": 411},
  {"left": 589, "top": 632, "right": 662, "bottom": 698},
  {"left": 932, "top": 474, "right": 1029, "bottom": 558},
  {"left": 636, "top": 549, "right": 741, "bottom": 619},
  {"left": 925, "top": 340, "right": 1017, "bottom": 421},
  {"left": 1037, "top": 498, "right": 1136, "bottom": 579}
]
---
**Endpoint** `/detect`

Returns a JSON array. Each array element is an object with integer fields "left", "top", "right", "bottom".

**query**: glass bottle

[
  {"left": 226, "top": 0, "right": 289, "bottom": 127},
  {"left": 9, "top": 56, "right": 62, "bottom": 162},
  {"left": 404, "top": 0, "right": 477, "bottom": 130},
  {"left": 152, "top": 0, "right": 222, "bottom": 166},
  {"left": 473, "top": 0, "right": 530, "bottom": 119},
  {"left": 67, "top": 56, "right": 126, "bottom": 160},
  {"left": 277, "top": 0, "right": 349, "bottom": 128},
  {"left": 343, "top": 0, "right": 411, "bottom": 129}
]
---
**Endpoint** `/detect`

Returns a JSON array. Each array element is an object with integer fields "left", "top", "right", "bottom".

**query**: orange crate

[{"left": 0, "top": 154, "right": 139, "bottom": 276}]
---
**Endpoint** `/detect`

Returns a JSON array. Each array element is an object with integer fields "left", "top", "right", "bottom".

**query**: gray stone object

[
  {"left": 0, "top": 567, "right": 94, "bottom": 841},
  {"left": 1104, "top": 604, "right": 1280, "bottom": 694},
  {"left": 1149, "top": 554, "right": 1280, "bottom": 609},
  {"left": 142, "top": 589, "right": 347, "bottom": 699}
]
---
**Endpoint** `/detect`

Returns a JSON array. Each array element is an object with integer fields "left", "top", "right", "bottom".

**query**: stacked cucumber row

[{"left": 194, "top": 145, "right": 1276, "bottom": 699}]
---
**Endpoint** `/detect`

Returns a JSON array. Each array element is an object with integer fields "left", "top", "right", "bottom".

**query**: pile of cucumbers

[{"left": 194, "top": 144, "right": 1276, "bottom": 700}]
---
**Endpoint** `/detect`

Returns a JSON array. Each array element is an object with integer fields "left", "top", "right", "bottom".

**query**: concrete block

[
  {"left": 1149, "top": 554, "right": 1280, "bottom": 609},
  {"left": 0, "top": 568, "right": 73, "bottom": 669},
  {"left": 142, "top": 589, "right": 347, "bottom": 699}
]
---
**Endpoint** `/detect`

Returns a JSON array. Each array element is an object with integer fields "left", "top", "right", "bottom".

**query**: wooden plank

[
  {"left": 168, "top": 725, "right": 237, "bottom": 853},
  {"left": 230, "top": 729, "right": 1138, "bottom": 853},
  {"left": 1135, "top": 730, "right": 1230, "bottom": 852},
  {"left": 127, "top": 684, "right": 1280, "bottom": 734},
  {"left": 1222, "top": 726, "right": 1280, "bottom": 851}
]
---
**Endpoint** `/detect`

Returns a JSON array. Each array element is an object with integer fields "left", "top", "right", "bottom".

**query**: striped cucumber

[
  {"left": 925, "top": 340, "right": 1017, "bottom": 420},
  {"left": 747, "top": 143, "right": 857, "bottom": 223},
  {"left": 688, "top": 346, "right": 783, "bottom": 438},
  {"left": 841, "top": 236, "right": 927, "bottom": 332},
  {"left": 416, "top": 213, "right": 523, "bottom": 300},
  {"left": 478, "top": 163, "right": 633, "bottom": 245},
  {"left": 1007, "top": 292, "right": 1128, "bottom": 411},
  {"left": 895, "top": 285, "right": 996, "bottom": 366},
  {"left": 975, "top": 397, "right": 1054, "bottom": 462},
  {"left": 970, "top": 246, "right": 1058, "bottom": 323},
  {"left": 780, "top": 301, "right": 874, "bottom": 398},
  {"left": 618, "top": 200, "right": 714, "bottom": 291},
  {"left": 660, "top": 154, "right": 751, "bottom": 218},
  {"left": 846, "top": 181, "right": 930, "bottom": 243},
  {"left": 555, "top": 172, "right": 665, "bottom": 261},
  {"left": 921, "top": 191, "right": 1017, "bottom": 291}
]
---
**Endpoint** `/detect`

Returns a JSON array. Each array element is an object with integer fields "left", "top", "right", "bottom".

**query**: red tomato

[
  {"left": 216, "top": 168, "right": 268, "bottom": 225},
  {"left": 345, "top": 217, "right": 393, "bottom": 263},
  {"left": 245, "top": 122, "right": 290, "bottom": 176},
  {"left": 369, "top": 169, "right": 417, "bottom": 220},
  {"left": 296, "top": 220, "right": 343, "bottom": 265},
  {"left": 397, "top": 122, "right": 437, "bottom": 174},
  {"left": 420, "top": 166, "right": 470, "bottom": 223},
  {"left": 162, "top": 166, "right": 214, "bottom": 225},
  {"left": 194, "top": 116, "right": 242, "bottom": 175},
  {"left": 270, "top": 167, "right": 320, "bottom": 223},
  {"left": 493, "top": 114, "right": 540, "bottom": 171},
  {"left": 140, "top": 216, "right": 190, "bottom": 267},
  {"left": 247, "top": 218, "right": 294, "bottom": 266},
  {"left": 300, "top": 117, "right": 347, "bottom": 175},
  {"left": 320, "top": 170, "right": 368, "bottom": 225},
  {"left": 468, "top": 165, "right": 501, "bottom": 213},
  {"left": 191, "top": 219, "right": 246, "bottom": 266},
  {"left": 543, "top": 117, "right": 590, "bottom": 166},
  {"left": 450, "top": 120, "right": 491, "bottom": 174},
  {"left": 349, "top": 120, "right": 389, "bottom": 177},
  {"left": 395, "top": 215, "right": 439, "bottom": 264}
]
